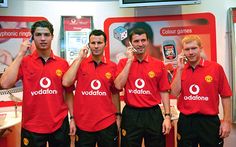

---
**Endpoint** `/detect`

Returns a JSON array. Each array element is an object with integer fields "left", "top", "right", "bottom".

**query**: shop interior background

[{"left": 1, "top": 0, "right": 236, "bottom": 146}]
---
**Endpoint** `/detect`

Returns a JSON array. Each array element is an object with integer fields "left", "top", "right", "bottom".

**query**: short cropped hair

[
  {"left": 89, "top": 29, "right": 107, "bottom": 43},
  {"left": 182, "top": 35, "right": 202, "bottom": 47},
  {"left": 129, "top": 28, "right": 149, "bottom": 42},
  {"left": 123, "top": 22, "right": 153, "bottom": 43},
  {"left": 31, "top": 20, "right": 54, "bottom": 39}
]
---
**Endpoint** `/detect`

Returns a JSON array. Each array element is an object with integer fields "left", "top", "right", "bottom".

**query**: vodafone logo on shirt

[
  {"left": 128, "top": 78, "right": 151, "bottom": 95},
  {"left": 31, "top": 77, "right": 58, "bottom": 96},
  {"left": 135, "top": 78, "right": 145, "bottom": 89},
  {"left": 189, "top": 84, "right": 200, "bottom": 95},
  {"left": 184, "top": 84, "right": 208, "bottom": 101},
  {"left": 91, "top": 80, "right": 101, "bottom": 90},
  {"left": 40, "top": 77, "right": 51, "bottom": 88},
  {"left": 81, "top": 79, "right": 107, "bottom": 96}
]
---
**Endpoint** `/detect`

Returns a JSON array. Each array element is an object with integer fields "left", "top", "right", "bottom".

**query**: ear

[
  {"left": 199, "top": 46, "right": 203, "bottom": 52},
  {"left": 200, "top": 49, "right": 207, "bottom": 59},
  {"left": 104, "top": 41, "right": 107, "bottom": 47}
]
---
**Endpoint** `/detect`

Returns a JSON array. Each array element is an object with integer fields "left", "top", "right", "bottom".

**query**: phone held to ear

[
  {"left": 183, "top": 56, "right": 188, "bottom": 64},
  {"left": 26, "top": 36, "right": 33, "bottom": 55},
  {"left": 129, "top": 41, "right": 137, "bottom": 52},
  {"left": 29, "top": 36, "right": 33, "bottom": 43},
  {"left": 86, "top": 43, "right": 90, "bottom": 50},
  {"left": 83, "top": 43, "right": 91, "bottom": 56}
]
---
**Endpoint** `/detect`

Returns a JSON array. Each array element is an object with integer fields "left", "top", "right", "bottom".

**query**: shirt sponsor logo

[
  {"left": 91, "top": 80, "right": 101, "bottom": 90},
  {"left": 40, "top": 77, "right": 51, "bottom": 88},
  {"left": 128, "top": 78, "right": 151, "bottom": 95},
  {"left": 31, "top": 77, "right": 58, "bottom": 96},
  {"left": 184, "top": 84, "right": 208, "bottom": 101},
  {"left": 189, "top": 84, "right": 199, "bottom": 95},
  {"left": 135, "top": 78, "right": 145, "bottom": 89},
  {"left": 81, "top": 79, "right": 107, "bottom": 96}
]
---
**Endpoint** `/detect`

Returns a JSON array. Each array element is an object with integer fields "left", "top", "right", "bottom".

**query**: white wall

[
  {"left": 0, "top": 0, "right": 134, "bottom": 56},
  {"left": 1, "top": 0, "right": 236, "bottom": 146}
]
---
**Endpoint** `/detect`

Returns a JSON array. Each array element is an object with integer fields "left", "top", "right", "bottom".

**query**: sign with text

[
  {"left": 60, "top": 16, "right": 93, "bottom": 64},
  {"left": 104, "top": 13, "right": 216, "bottom": 99},
  {"left": 104, "top": 13, "right": 216, "bottom": 64},
  {"left": 0, "top": 16, "right": 47, "bottom": 107}
]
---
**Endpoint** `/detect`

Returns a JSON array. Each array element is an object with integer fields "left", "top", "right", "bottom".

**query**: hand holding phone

[
  {"left": 78, "top": 44, "right": 89, "bottom": 59},
  {"left": 29, "top": 36, "right": 33, "bottom": 44},
  {"left": 183, "top": 56, "right": 188, "bottom": 64},
  {"left": 179, "top": 51, "right": 188, "bottom": 65},
  {"left": 86, "top": 43, "right": 90, "bottom": 49},
  {"left": 128, "top": 41, "right": 137, "bottom": 53},
  {"left": 26, "top": 36, "right": 33, "bottom": 55}
]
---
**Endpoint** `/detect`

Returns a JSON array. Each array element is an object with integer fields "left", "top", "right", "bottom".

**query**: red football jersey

[
  {"left": 18, "top": 51, "right": 73, "bottom": 133},
  {"left": 177, "top": 59, "right": 232, "bottom": 115},
  {"left": 116, "top": 55, "right": 170, "bottom": 108},
  {"left": 74, "top": 55, "right": 117, "bottom": 132}
]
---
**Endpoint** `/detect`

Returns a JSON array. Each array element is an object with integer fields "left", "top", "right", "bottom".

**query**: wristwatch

[
  {"left": 70, "top": 115, "right": 74, "bottom": 120},
  {"left": 115, "top": 112, "right": 122, "bottom": 116},
  {"left": 165, "top": 113, "right": 171, "bottom": 117}
]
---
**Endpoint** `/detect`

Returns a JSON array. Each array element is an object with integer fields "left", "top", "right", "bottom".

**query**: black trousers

[
  {"left": 75, "top": 122, "right": 118, "bottom": 147},
  {"left": 177, "top": 113, "right": 223, "bottom": 147},
  {"left": 121, "top": 105, "right": 165, "bottom": 147},
  {"left": 21, "top": 116, "right": 70, "bottom": 147}
]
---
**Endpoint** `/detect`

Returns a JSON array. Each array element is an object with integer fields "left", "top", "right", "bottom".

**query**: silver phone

[{"left": 129, "top": 41, "right": 137, "bottom": 52}]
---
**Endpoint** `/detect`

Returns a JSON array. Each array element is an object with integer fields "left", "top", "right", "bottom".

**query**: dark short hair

[
  {"left": 122, "top": 22, "right": 153, "bottom": 46},
  {"left": 31, "top": 20, "right": 54, "bottom": 39},
  {"left": 89, "top": 29, "right": 107, "bottom": 43},
  {"left": 129, "top": 28, "right": 149, "bottom": 42}
]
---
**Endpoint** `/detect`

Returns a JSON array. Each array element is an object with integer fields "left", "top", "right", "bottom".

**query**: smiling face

[
  {"left": 131, "top": 33, "right": 149, "bottom": 55},
  {"left": 33, "top": 27, "right": 53, "bottom": 52},
  {"left": 181, "top": 35, "right": 203, "bottom": 67},
  {"left": 182, "top": 40, "right": 202, "bottom": 66},
  {"left": 128, "top": 28, "right": 150, "bottom": 58}
]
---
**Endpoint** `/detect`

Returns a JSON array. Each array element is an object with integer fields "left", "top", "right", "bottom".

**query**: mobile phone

[
  {"left": 86, "top": 43, "right": 90, "bottom": 50},
  {"left": 183, "top": 55, "right": 188, "bottom": 64},
  {"left": 162, "top": 40, "right": 177, "bottom": 60},
  {"left": 84, "top": 43, "right": 90, "bottom": 56},
  {"left": 162, "top": 40, "right": 178, "bottom": 65},
  {"left": 129, "top": 41, "right": 137, "bottom": 52},
  {"left": 26, "top": 36, "right": 33, "bottom": 55},
  {"left": 29, "top": 36, "right": 33, "bottom": 43}
]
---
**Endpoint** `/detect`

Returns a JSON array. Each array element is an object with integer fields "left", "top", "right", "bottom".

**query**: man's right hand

[
  {"left": 177, "top": 52, "right": 187, "bottom": 70},
  {"left": 20, "top": 40, "right": 32, "bottom": 56},
  {"left": 78, "top": 45, "right": 89, "bottom": 60},
  {"left": 126, "top": 46, "right": 134, "bottom": 61}
]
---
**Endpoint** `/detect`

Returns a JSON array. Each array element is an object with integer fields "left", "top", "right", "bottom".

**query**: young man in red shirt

[
  {"left": 0, "top": 20, "right": 76, "bottom": 147},
  {"left": 171, "top": 35, "right": 232, "bottom": 147},
  {"left": 115, "top": 28, "right": 171, "bottom": 147},
  {"left": 62, "top": 29, "right": 120, "bottom": 147}
]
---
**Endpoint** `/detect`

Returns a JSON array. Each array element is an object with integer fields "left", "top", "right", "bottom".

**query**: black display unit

[
  {"left": 0, "top": 0, "right": 7, "bottom": 8},
  {"left": 119, "top": 0, "right": 201, "bottom": 7}
]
